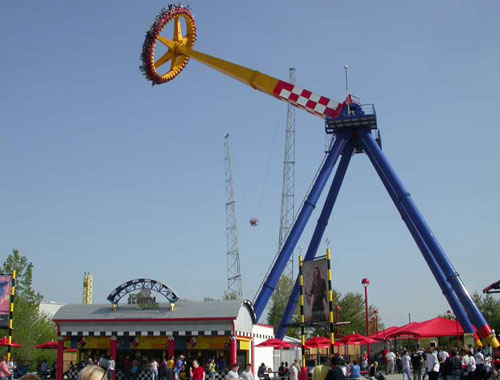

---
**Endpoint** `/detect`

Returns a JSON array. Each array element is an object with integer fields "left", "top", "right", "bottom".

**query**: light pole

[
  {"left": 335, "top": 305, "right": 341, "bottom": 336},
  {"left": 362, "top": 278, "right": 370, "bottom": 361},
  {"left": 374, "top": 309, "right": 379, "bottom": 335}
]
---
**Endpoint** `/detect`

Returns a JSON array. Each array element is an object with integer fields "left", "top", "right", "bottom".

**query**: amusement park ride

[{"left": 140, "top": 5, "right": 499, "bottom": 348}]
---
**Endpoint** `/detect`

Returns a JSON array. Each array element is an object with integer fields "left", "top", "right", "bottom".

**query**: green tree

[
  {"left": 266, "top": 278, "right": 383, "bottom": 339},
  {"left": 1, "top": 249, "right": 57, "bottom": 368},
  {"left": 223, "top": 291, "right": 238, "bottom": 301},
  {"left": 203, "top": 296, "right": 218, "bottom": 302},
  {"left": 472, "top": 292, "right": 500, "bottom": 333},
  {"left": 267, "top": 276, "right": 300, "bottom": 338},
  {"left": 310, "top": 290, "right": 382, "bottom": 338}
]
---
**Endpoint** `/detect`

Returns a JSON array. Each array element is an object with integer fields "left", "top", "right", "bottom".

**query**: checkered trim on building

[
  {"left": 61, "top": 330, "right": 232, "bottom": 337},
  {"left": 272, "top": 81, "right": 343, "bottom": 119},
  {"left": 234, "top": 331, "right": 274, "bottom": 339}
]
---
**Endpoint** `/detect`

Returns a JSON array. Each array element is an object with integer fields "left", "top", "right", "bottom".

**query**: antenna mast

[
  {"left": 279, "top": 68, "right": 297, "bottom": 280},
  {"left": 224, "top": 134, "right": 243, "bottom": 299}
]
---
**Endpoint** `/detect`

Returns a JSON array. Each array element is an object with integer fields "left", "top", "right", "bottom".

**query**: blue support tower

[
  {"left": 358, "top": 130, "right": 488, "bottom": 338},
  {"left": 358, "top": 129, "right": 474, "bottom": 335},
  {"left": 276, "top": 141, "right": 355, "bottom": 339},
  {"left": 253, "top": 133, "right": 349, "bottom": 320},
  {"left": 256, "top": 100, "right": 497, "bottom": 347}
]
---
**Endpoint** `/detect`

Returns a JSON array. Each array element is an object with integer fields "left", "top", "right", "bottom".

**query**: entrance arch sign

[{"left": 107, "top": 278, "right": 179, "bottom": 305}]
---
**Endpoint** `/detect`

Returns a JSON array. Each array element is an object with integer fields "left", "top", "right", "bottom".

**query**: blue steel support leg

[
  {"left": 357, "top": 132, "right": 474, "bottom": 334},
  {"left": 253, "top": 132, "right": 350, "bottom": 320},
  {"left": 275, "top": 141, "right": 356, "bottom": 339},
  {"left": 359, "top": 129, "right": 495, "bottom": 344}
]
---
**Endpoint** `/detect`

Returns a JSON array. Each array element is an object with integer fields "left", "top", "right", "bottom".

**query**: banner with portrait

[
  {"left": 0, "top": 274, "right": 12, "bottom": 329},
  {"left": 302, "top": 257, "right": 329, "bottom": 324}
]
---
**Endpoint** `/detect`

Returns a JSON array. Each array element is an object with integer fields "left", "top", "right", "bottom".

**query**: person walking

[
  {"left": 151, "top": 358, "right": 159, "bottom": 380},
  {"left": 123, "top": 356, "right": 132, "bottom": 380},
  {"left": 225, "top": 364, "right": 239, "bottom": 380},
  {"left": 0, "top": 356, "right": 11, "bottom": 380},
  {"left": 208, "top": 359, "right": 216, "bottom": 380},
  {"left": 474, "top": 351, "right": 485, "bottom": 379},
  {"left": 107, "top": 357, "right": 115, "bottom": 380},
  {"left": 6, "top": 357, "right": 15, "bottom": 380},
  {"left": 190, "top": 360, "right": 205, "bottom": 380},
  {"left": 386, "top": 350, "right": 396, "bottom": 375},
  {"left": 258, "top": 364, "right": 267, "bottom": 380},
  {"left": 279, "top": 363, "right": 286, "bottom": 378},
  {"left": 443, "top": 350, "right": 461, "bottom": 380},
  {"left": 325, "top": 357, "right": 346, "bottom": 380},
  {"left": 425, "top": 348, "right": 440, "bottom": 380},
  {"left": 241, "top": 364, "right": 254, "bottom": 380},
  {"left": 313, "top": 357, "right": 330, "bottom": 380},
  {"left": 438, "top": 349, "right": 449, "bottom": 380},
  {"left": 411, "top": 350, "right": 423, "bottom": 380},
  {"left": 402, "top": 351, "right": 413, "bottom": 380},
  {"left": 289, "top": 360, "right": 299, "bottom": 380},
  {"left": 467, "top": 351, "right": 476, "bottom": 380},
  {"left": 362, "top": 352, "right": 369, "bottom": 371},
  {"left": 350, "top": 361, "right": 361, "bottom": 380},
  {"left": 176, "top": 356, "right": 185, "bottom": 380},
  {"left": 166, "top": 356, "right": 175, "bottom": 380}
]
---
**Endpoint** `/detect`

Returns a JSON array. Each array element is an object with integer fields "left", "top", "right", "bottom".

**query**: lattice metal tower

[
  {"left": 279, "top": 68, "right": 297, "bottom": 280},
  {"left": 224, "top": 134, "right": 243, "bottom": 299},
  {"left": 82, "top": 272, "right": 93, "bottom": 304}
]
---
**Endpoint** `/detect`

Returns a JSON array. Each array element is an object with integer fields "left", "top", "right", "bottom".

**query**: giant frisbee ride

[{"left": 140, "top": 4, "right": 498, "bottom": 348}]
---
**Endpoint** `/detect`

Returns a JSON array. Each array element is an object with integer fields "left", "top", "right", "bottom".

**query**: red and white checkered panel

[{"left": 273, "top": 81, "right": 343, "bottom": 119}]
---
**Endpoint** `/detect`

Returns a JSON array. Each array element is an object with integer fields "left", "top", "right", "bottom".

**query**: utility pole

[
  {"left": 279, "top": 68, "right": 297, "bottom": 280},
  {"left": 224, "top": 134, "right": 243, "bottom": 299}
]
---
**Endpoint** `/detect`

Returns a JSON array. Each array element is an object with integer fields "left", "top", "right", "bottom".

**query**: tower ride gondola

[{"left": 141, "top": 4, "right": 499, "bottom": 348}]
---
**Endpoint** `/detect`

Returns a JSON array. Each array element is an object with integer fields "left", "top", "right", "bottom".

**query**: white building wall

[{"left": 252, "top": 324, "right": 275, "bottom": 373}]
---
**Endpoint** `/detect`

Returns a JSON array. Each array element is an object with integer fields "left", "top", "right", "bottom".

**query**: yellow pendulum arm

[
  {"left": 162, "top": 38, "right": 279, "bottom": 96},
  {"left": 141, "top": 5, "right": 344, "bottom": 120}
]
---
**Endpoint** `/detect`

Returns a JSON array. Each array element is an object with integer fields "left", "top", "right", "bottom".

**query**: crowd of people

[
  {"left": 1, "top": 346, "right": 499, "bottom": 380},
  {"left": 371, "top": 346, "right": 499, "bottom": 380},
  {"left": 64, "top": 354, "right": 250, "bottom": 380}
]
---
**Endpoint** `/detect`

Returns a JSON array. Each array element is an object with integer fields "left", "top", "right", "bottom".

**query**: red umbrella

[
  {"left": 255, "top": 338, "right": 296, "bottom": 349},
  {"left": 0, "top": 338, "right": 22, "bottom": 348},
  {"left": 339, "top": 334, "right": 378, "bottom": 345},
  {"left": 35, "top": 341, "right": 63, "bottom": 349},
  {"left": 304, "top": 337, "right": 331, "bottom": 349}
]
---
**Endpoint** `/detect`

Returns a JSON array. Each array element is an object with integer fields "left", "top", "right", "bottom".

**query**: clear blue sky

[{"left": 1, "top": 0, "right": 499, "bottom": 328}]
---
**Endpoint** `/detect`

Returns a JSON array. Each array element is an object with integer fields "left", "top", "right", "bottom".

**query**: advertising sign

[
  {"left": 0, "top": 275, "right": 12, "bottom": 329},
  {"left": 302, "top": 257, "right": 329, "bottom": 323},
  {"left": 464, "top": 333, "right": 475, "bottom": 347},
  {"left": 185, "top": 336, "right": 229, "bottom": 350}
]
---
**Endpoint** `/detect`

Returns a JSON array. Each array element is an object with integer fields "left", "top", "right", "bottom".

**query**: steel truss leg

[
  {"left": 359, "top": 129, "right": 496, "bottom": 345},
  {"left": 254, "top": 132, "right": 350, "bottom": 320},
  {"left": 275, "top": 140, "right": 356, "bottom": 339},
  {"left": 357, "top": 131, "right": 474, "bottom": 335}
]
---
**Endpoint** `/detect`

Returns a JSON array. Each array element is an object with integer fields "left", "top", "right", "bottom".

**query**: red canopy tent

[
  {"left": 385, "top": 317, "right": 469, "bottom": 338},
  {"left": 368, "top": 326, "right": 401, "bottom": 340}
]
